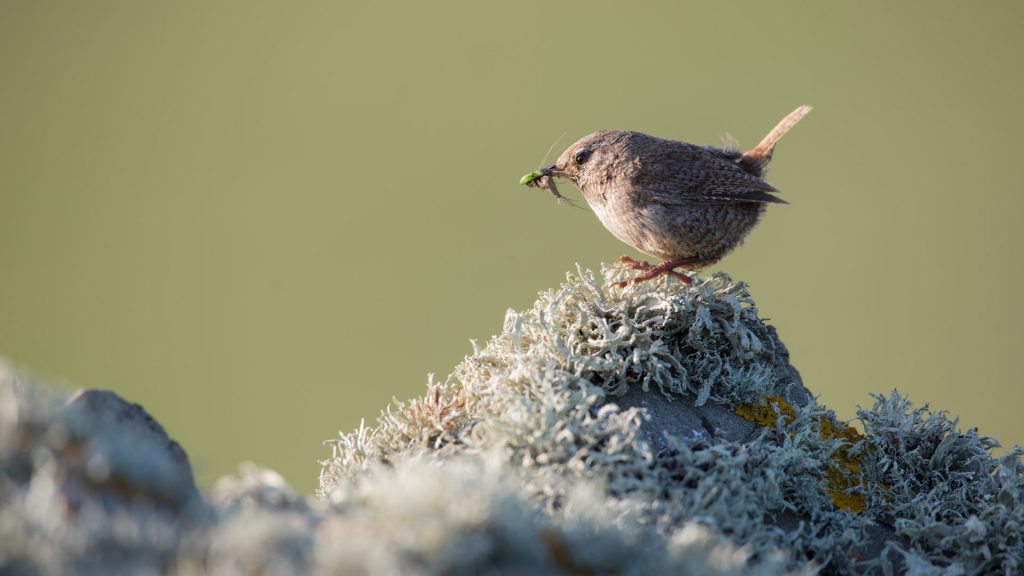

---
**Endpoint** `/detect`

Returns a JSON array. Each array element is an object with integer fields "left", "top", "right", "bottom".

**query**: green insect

[
  {"left": 519, "top": 170, "right": 545, "bottom": 186},
  {"left": 518, "top": 169, "right": 580, "bottom": 208}
]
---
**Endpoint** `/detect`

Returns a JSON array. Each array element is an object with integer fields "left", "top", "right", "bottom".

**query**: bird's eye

[{"left": 574, "top": 149, "right": 592, "bottom": 165}]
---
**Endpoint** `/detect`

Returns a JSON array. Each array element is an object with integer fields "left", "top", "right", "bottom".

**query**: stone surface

[{"left": 58, "top": 388, "right": 201, "bottom": 512}]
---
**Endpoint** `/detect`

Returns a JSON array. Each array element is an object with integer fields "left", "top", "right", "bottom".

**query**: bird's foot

[
  {"left": 612, "top": 258, "right": 696, "bottom": 289},
  {"left": 616, "top": 255, "right": 654, "bottom": 271}
]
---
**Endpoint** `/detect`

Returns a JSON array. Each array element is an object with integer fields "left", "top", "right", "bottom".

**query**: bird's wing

[
  {"left": 695, "top": 167, "right": 788, "bottom": 204},
  {"left": 643, "top": 147, "right": 788, "bottom": 205}
]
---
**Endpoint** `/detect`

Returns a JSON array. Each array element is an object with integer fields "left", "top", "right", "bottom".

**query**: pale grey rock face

[
  {"left": 59, "top": 389, "right": 201, "bottom": 512},
  {"left": 0, "top": 367, "right": 204, "bottom": 574}
]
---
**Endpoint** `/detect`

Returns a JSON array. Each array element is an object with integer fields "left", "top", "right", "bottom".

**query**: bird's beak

[{"left": 519, "top": 164, "right": 558, "bottom": 186}]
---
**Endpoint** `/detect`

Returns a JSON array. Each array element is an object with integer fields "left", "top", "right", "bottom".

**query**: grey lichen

[{"left": 859, "top": 392, "right": 1024, "bottom": 573}]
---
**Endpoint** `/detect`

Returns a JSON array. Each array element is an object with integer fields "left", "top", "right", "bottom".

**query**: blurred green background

[{"left": 2, "top": 1, "right": 1022, "bottom": 494}]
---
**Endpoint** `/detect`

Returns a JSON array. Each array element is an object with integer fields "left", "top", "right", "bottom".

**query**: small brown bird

[{"left": 520, "top": 106, "right": 811, "bottom": 287}]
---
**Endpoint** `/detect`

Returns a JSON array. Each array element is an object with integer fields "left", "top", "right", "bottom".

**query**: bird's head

[{"left": 520, "top": 130, "right": 628, "bottom": 191}]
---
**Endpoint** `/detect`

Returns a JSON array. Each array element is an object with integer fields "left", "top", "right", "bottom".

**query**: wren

[{"left": 521, "top": 106, "right": 811, "bottom": 287}]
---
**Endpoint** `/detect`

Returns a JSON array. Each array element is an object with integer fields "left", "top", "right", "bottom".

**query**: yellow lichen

[
  {"left": 736, "top": 396, "right": 866, "bottom": 513},
  {"left": 734, "top": 395, "right": 796, "bottom": 427}
]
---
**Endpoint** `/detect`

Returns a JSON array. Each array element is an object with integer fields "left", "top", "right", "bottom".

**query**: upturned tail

[{"left": 739, "top": 105, "right": 812, "bottom": 177}]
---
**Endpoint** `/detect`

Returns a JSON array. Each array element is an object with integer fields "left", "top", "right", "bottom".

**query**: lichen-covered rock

[
  {"left": 0, "top": 363, "right": 202, "bottom": 574},
  {"left": 858, "top": 392, "right": 1024, "bottom": 574},
  {"left": 320, "top": 264, "right": 1024, "bottom": 574},
  {"left": 1, "top": 264, "right": 1021, "bottom": 575},
  {"left": 59, "top": 388, "right": 201, "bottom": 512},
  {"left": 318, "top": 268, "right": 861, "bottom": 569}
]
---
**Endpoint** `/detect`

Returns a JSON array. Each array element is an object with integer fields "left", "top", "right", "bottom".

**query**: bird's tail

[{"left": 739, "top": 105, "right": 812, "bottom": 177}]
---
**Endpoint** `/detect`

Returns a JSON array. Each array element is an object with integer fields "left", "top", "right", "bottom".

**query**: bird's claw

[
  {"left": 616, "top": 255, "right": 653, "bottom": 271},
  {"left": 611, "top": 258, "right": 694, "bottom": 289}
]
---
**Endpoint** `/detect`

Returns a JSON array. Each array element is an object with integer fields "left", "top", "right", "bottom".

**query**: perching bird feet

[{"left": 613, "top": 256, "right": 695, "bottom": 288}]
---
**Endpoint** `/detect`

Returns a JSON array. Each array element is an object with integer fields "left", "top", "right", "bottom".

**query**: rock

[
  {"left": 0, "top": 369, "right": 202, "bottom": 574},
  {"left": 618, "top": 331, "right": 811, "bottom": 451},
  {"left": 1, "top": 264, "right": 1021, "bottom": 575},
  {"left": 56, "top": 388, "right": 201, "bottom": 513},
  {"left": 0, "top": 375, "right": 201, "bottom": 516}
]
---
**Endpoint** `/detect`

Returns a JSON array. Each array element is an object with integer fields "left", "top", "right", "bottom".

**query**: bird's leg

[
  {"left": 629, "top": 261, "right": 694, "bottom": 285},
  {"left": 613, "top": 257, "right": 704, "bottom": 288},
  {"left": 616, "top": 255, "right": 654, "bottom": 271}
]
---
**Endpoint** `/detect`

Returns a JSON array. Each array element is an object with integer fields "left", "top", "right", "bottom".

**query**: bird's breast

[
  {"left": 581, "top": 183, "right": 765, "bottom": 264},
  {"left": 582, "top": 184, "right": 680, "bottom": 261}
]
